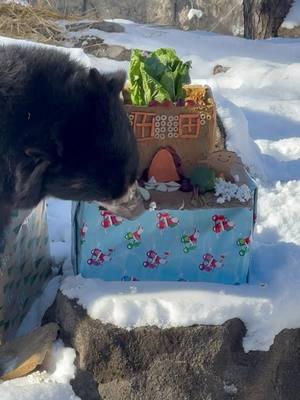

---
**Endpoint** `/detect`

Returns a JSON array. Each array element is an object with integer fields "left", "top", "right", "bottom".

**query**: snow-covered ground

[
  {"left": 1, "top": 18, "right": 300, "bottom": 398},
  {"left": 0, "top": 340, "right": 79, "bottom": 400}
]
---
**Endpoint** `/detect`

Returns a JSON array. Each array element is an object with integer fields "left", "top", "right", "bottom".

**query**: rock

[
  {"left": 65, "top": 21, "right": 125, "bottom": 33},
  {"left": 71, "top": 368, "right": 101, "bottom": 400},
  {"left": 148, "top": 149, "right": 180, "bottom": 182},
  {"left": 213, "top": 64, "right": 231, "bottom": 75},
  {"left": 45, "top": 292, "right": 300, "bottom": 400},
  {"left": 0, "top": 323, "right": 59, "bottom": 380},
  {"left": 73, "top": 36, "right": 131, "bottom": 61}
]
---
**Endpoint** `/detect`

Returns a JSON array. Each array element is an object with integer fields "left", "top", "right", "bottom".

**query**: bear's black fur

[{"left": 0, "top": 45, "right": 140, "bottom": 236}]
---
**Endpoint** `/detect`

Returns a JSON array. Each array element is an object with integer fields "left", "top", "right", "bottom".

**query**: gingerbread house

[{"left": 123, "top": 85, "right": 217, "bottom": 176}]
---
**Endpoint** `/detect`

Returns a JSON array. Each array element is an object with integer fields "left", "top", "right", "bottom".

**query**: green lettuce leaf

[{"left": 128, "top": 48, "right": 191, "bottom": 106}]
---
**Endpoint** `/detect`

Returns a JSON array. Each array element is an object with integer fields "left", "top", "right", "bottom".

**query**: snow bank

[
  {"left": 61, "top": 273, "right": 300, "bottom": 352},
  {"left": 215, "top": 93, "right": 265, "bottom": 179},
  {"left": 255, "top": 138, "right": 300, "bottom": 162},
  {"left": 0, "top": 35, "right": 91, "bottom": 67}
]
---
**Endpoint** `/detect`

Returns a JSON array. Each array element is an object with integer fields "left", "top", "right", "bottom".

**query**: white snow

[
  {"left": 214, "top": 178, "right": 251, "bottom": 204},
  {"left": 0, "top": 0, "right": 28, "bottom": 5},
  {"left": 256, "top": 181, "right": 300, "bottom": 245},
  {"left": 0, "top": 340, "right": 79, "bottom": 400},
  {"left": 255, "top": 137, "right": 300, "bottom": 161},
  {"left": 282, "top": 0, "right": 300, "bottom": 29},
  {"left": 0, "top": 16, "right": 299, "bottom": 363},
  {"left": 187, "top": 8, "right": 203, "bottom": 21},
  {"left": 61, "top": 275, "right": 274, "bottom": 351}
]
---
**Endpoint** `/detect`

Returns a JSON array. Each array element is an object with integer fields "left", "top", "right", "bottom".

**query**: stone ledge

[{"left": 44, "top": 292, "right": 300, "bottom": 400}]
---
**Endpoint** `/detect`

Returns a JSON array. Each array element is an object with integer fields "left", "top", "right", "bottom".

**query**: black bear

[{"left": 0, "top": 44, "right": 143, "bottom": 238}]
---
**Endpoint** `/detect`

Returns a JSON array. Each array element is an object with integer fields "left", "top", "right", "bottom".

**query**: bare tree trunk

[{"left": 244, "top": 0, "right": 294, "bottom": 39}]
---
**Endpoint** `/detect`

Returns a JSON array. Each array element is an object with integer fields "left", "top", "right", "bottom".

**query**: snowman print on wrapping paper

[
  {"left": 236, "top": 234, "right": 251, "bottom": 256},
  {"left": 125, "top": 226, "right": 143, "bottom": 249},
  {"left": 212, "top": 215, "right": 234, "bottom": 234},
  {"left": 143, "top": 250, "right": 170, "bottom": 269},
  {"left": 181, "top": 229, "right": 200, "bottom": 253},
  {"left": 156, "top": 212, "right": 179, "bottom": 230},
  {"left": 199, "top": 253, "right": 225, "bottom": 272},
  {"left": 87, "top": 248, "right": 113, "bottom": 266},
  {"left": 100, "top": 210, "right": 123, "bottom": 229}
]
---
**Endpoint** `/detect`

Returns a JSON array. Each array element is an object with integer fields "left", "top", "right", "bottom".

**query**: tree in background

[{"left": 244, "top": 0, "right": 294, "bottom": 39}]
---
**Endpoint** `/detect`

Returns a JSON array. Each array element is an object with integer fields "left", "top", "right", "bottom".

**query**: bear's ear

[
  {"left": 106, "top": 70, "right": 127, "bottom": 95},
  {"left": 87, "top": 68, "right": 126, "bottom": 95},
  {"left": 87, "top": 68, "right": 104, "bottom": 94},
  {"left": 88, "top": 68, "right": 102, "bottom": 86}
]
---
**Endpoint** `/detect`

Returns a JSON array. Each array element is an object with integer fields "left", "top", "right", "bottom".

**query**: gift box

[
  {"left": 72, "top": 149, "right": 257, "bottom": 284},
  {"left": 0, "top": 201, "right": 52, "bottom": 343}
]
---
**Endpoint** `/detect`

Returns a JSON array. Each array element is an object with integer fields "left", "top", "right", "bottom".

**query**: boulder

[
  {"left": 65, "top": 21, "right": 125, "bottom": 33},
  {"left": 73, "top": 36, "right": 131, "bottom": 61},
  {"left": 45, "top": 292, "right": 300, "bottom": 400},
  {"left": 213, "top": 64, "right": 231, "bottom": 75}
]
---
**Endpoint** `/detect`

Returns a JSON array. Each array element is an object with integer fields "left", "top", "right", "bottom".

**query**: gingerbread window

[
  {"left": 132, "top": 112, "right": 155, "bottom": 141},
  {"left": 179, "top": 114, "right": 201, "bottom": 138}
]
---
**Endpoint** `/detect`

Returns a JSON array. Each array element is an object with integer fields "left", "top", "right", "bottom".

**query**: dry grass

[{"left": 0, "top": 2, "right": 78, "bottom": 44}]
